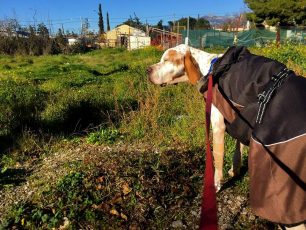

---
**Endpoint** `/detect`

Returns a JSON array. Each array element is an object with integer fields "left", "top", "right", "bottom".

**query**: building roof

[{"left": 106, "top": 24, "right": 146, "bottom": 37}]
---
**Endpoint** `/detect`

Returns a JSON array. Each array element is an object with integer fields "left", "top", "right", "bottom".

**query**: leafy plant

[{"left": 87, "top": 127, "right": 121, "bottom": 144}]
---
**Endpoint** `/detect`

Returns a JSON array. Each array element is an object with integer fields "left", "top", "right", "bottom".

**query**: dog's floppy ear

[{"left": 184, "top": 50, "right": 202, "bottom": 85}]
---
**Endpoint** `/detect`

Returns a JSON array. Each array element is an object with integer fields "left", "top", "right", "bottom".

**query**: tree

[
  {"left": 168, "top": 21, "right": 174, "bottom": 31},
  {"left": 37, "top": 23, "right": 50, "bottom": 54},
  {"left": 98, "top": 3, "right": 104, "bottom": 34},
  {"left": 195, "top": 18, "right": 211, "bottom": 29},
  {"left": 122, "top": 13, "right": 145, "bottom": 31},
  {"left": 37, "top": 23, "right": 49, "bottom": 38},
  {"left": 157, "top": 20, "right": 163, "bottom": 30},
  {"left": 28, "top": 25, "right": 41, "bottom": 55},
  {"left": 244, "top": 0, "right": 306, "bottom": 26},
  {"left": 174, "top": 17, "right": 210, "bottom": 30},
  {"left": 175, "top": 17, "right": 197, "bottom": 30},
  {"left": 107, "top": 12, "right": 110, "bottom": 31},
  {"left": 0, "top": 18, "right": 20, "bottom": 37},
  {"left": 81, "top": 18, "right": 90, "bottom": 35},
  {"left": 56, "top": 29, "right": 65, "bottom": 41}
]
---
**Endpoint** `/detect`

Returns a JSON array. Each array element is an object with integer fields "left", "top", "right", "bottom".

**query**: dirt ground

[{"left": 0, "top": 142, "right": 278, "bottom": 229}]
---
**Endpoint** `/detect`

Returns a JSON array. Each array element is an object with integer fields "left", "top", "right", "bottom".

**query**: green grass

[
  {"left": 0, "top": 44, "right": 304, "bottom": 142},
  {"left": 0, "top": 44, "right": 304, "bottom": 229},
  {"left": 0, "top": 47, "right": 162, "bottom": 136}
]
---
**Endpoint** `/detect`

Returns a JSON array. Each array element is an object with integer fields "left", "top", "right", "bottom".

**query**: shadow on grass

[
  {"left": 0, "top": 168, "right": 32, "bottom": 186},
  {"left": 219, "top": 163, "right": 249, "bottom": 192},
  {"left": 42, "top": 98, "right": 139, "bottom": 134},
  {"left": 89, "top": 64, "right": 129, "bottom": 77},
  {"left": 0, "top": 136, "right": 13, "bottom": 155}
]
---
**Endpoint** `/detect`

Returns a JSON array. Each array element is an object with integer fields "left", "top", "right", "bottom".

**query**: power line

[
  {"left": 12, "top": 12, "right": 225, "bottom": 24},
  {"left": 1, "top": 12, "right": 231, "bottom": 35}
]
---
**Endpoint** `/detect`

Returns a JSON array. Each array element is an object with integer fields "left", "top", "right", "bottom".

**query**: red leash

[{"left": 199, "top": 74, "right": 218, "bottom": 230}]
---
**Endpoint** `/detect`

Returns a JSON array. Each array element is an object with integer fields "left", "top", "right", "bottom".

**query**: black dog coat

[{"left": 207, "top": 46, "right": 306, "bottom": 225}]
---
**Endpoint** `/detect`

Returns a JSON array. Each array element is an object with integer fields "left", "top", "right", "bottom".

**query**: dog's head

[{"left": 147, "top": 45, "right": 202, "bottom": 86}]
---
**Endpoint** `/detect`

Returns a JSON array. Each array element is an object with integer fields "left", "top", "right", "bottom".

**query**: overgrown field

[{"left": 0, "top": 44, "right": 305, "bottom": 229}]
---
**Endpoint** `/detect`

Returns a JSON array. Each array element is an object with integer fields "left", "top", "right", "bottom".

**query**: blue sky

[{"left": 0, "top": 0, "right": 248, "bottom": 33}]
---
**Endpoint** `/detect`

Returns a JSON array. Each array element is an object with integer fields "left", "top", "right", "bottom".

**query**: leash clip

[{"left": 257, "top": 92, "right": 267, "bottom": 103}]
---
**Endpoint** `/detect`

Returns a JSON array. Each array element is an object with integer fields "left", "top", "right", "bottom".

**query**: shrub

[{"left": 68, "top": 40, "right": 90, "bottom": 54}]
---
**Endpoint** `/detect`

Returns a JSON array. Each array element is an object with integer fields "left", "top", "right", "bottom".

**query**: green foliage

[
  {"left": 41, "top": 87, "right": 113, "bottom": 132},
  {"left": 0, "top": 44, "right": 303, "bottom": 143},
  {"left": 250, "top": 43, "right": 306, "bottom": 74},
  {"left": 175, "top": 17, "right": 211, "bottom": 30},
  {"left": 87, "top": 128, "right": 121, "bottom": 144},
  {"left": 122, "top": 13, "right": 146, "bottom": 31},
  {"left": 1, "top": 172, "right": 90, "bottom": 229},
  {"left": 0, "top": 19, "right": 90, "bottom": 55},
  {"left": 56, "top": 172, "right": 84, "bottom": 197},
  {"left": 0, "top": 80, "right": 45, "bottom": 136},
  {"left": 0, "top": 148, "right": 205, "bottom": 229},
  {"left": 195, "top": 17, "right": 211, "bottom": 29},
  {"left": 68, "top": 39, "right": 91, "bottom": 54},
  {"left": 244, "top": 0, "right": 306, "bottom": 26},
  {"left": 0, "top": 155, "right": 16, "bottom": 172},
  {"left": 98, "top": 3, "right": 104, "bottom": 34}
]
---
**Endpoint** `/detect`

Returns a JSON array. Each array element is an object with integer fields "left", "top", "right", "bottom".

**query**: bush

[{"left": 68, "top": 40, "right": 91, "bottom": 54}]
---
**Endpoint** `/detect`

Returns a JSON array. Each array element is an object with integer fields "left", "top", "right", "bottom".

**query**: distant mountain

[{"left": 202, "top": 15, "right": 235, "bottom": 26}]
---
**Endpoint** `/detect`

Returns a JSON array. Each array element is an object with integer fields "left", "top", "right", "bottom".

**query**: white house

[{"left": 105, "top": 24, "right": 151, "bottom": 50}]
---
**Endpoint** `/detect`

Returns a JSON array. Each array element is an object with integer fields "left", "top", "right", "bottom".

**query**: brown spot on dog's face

[
  {"left": 147, "top": 49, "right": 188, "bottom": 85},
  {"left": 165, "top": 50, "right": 184, "bottom": 65}
]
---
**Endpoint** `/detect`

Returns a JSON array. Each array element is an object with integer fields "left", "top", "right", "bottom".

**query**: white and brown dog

[
  {"left": 147, "top": 44, "right": 240, "bottom": 191},
  {"left": 147, "top": 44, "right": 306, "bottom": 229}
]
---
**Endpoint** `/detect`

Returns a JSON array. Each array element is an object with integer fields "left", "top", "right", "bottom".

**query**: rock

[{"left": 171, "top": 220, "right": 184, "bottom": 228}]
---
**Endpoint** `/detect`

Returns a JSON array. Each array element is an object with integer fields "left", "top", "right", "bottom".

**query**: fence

[
  {"left": 181, "top": 28, "right": 306, "bottom": 48},
  {"left": 149, "top": 28, "right": 182, "bottom": 49}
]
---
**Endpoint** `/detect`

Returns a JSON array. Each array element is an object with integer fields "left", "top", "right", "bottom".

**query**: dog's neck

[
  {"left": 173, "top": 45, "right": 220, "bottom": 77},
  {"left": 188, "top": 47, "right": 219, "bottom": 77}
]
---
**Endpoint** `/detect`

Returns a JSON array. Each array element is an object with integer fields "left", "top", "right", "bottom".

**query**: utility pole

[
  {"left": 172, "top": 14, "right": 175, "bottom": 32},
  {"left": 185, "top": 16, "right": 190, "bottom": 45},
  {"left": 80, "top": 17, "right": 82, "bottom": 35},
  {"left": 146, "top": 19, "right": 149, "bottom": 36},
  {"left": 47, "top": 12, "right": 52, "bottom": 36},
  {"left": 31, "top": 8, "right": 37, "bottom": 30},
  {"left": 177, "top": 21, "right": 179, "bottom": 45}
]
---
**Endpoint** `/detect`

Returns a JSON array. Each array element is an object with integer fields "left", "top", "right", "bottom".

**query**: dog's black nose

[{"left": 146, "top": 66, "right": 153, "bottom": 75}]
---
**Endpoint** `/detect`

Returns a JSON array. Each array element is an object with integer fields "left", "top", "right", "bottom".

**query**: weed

[
  {"left": 0, "top": 155, "right": 15, "bottom": 173},
  {"left": 87, "top": 127, "right": 121, "bottom": 144}
]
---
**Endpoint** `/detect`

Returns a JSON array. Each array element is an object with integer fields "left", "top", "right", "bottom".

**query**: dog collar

[{"left": 197, "top": 57, "right": 219, "bottom": 93}]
